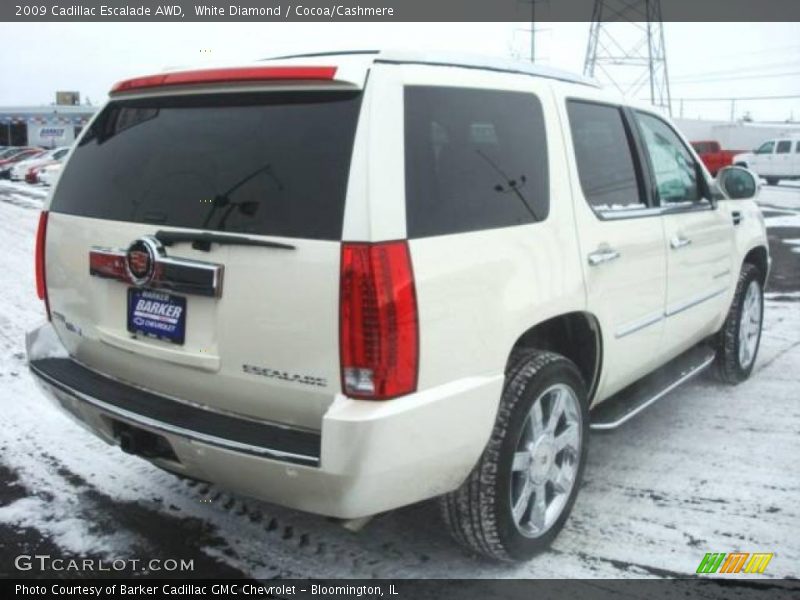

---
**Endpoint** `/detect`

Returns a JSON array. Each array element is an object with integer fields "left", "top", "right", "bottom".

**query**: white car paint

[
  {"left": 37, "top": 162, "right": 63, "bottom": 186},
  {"left": 28, "top": 51, "right": 769, "bottom": 521},
  {"left": 9, "top": 146, "right": 70, "bottom": 181}
]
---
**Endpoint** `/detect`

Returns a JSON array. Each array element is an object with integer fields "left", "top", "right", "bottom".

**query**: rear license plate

[{"left": 127, "top": 288, "right": 187, "bottom": 345}]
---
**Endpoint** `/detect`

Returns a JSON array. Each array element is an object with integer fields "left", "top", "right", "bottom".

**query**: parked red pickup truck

[{"left": 691, "top": 140, "right": 744, "bottom": 176}]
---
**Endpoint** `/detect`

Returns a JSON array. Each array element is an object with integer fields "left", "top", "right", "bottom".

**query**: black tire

[
  {"left": 714, "top": 263, "right": 764, "bottom": 384},
  {"left": 765, "top": 177, "right": 779, "bottom": 186},
  {"left": 439, "top": 350, "right": 589, "bottom": 561},
  {"left": 734, "top": 162, "right": 748, "bottom": 168}
]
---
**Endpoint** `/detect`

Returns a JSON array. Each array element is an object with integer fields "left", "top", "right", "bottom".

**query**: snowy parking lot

[{"left": 0, "top": 180, "right": 798, "bottom": 579}]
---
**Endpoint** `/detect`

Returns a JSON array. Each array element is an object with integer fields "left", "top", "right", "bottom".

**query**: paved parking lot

[{"left": 0, "top": 180, "right": 798, "bottom": 579}]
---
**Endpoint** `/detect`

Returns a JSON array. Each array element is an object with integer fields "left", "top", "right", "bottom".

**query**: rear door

[
  {"left": 774, "top": 139, "right": 793, "bottom": 179},
  {"left": 564, "top": 99, "right": 667, "bottom": 400},
  {"left": 45, "top": 87, "right": 364, "bottom": 430},
  {"left": 796, "top": 140, "right": 800, "bottom": 176}
]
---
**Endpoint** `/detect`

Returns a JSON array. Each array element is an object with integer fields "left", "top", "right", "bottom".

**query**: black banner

[
  {"left": 3, "top": 0, "right": 800, "bottom": 22},
  {"left": 3, "top": 579, "right": 800, "bottom": 600}
]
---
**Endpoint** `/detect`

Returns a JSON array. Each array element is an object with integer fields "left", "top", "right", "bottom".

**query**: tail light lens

[
  {"left": 35, "top": 210, "right": 50, "bottom": 320},
  {"left": 340, "top": 241, "right": 419, "bottom": 400}
]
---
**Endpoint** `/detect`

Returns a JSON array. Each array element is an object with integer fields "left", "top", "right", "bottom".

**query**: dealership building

[{"left": 0, "top": 104, "right": 98, "bottom": 148}]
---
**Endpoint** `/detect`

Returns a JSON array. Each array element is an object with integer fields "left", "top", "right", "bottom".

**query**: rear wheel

[
  {"left": 765, "top": 177, "right": 779, "bottom": 186},
  {"left": 714, "top": 263, "right": 764, "bottom": 384},
  {"left": 440, "top": 350, "right": 588, "bottom": 561}
]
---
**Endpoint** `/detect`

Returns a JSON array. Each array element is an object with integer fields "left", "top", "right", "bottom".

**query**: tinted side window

[
  {"left": 756, "top": 141, "right": 775, "bottom": 154},
  {"left": 404, "top": 86, "right": 548, "bottom": 238},
  {"left": 692, "top": 142, "right": 713, "bottom": 154},
  {"left": 566, "top": 101, "right": 644, "bottom": 210},
  {"left": 635, "top": 111, "right": 702, "bottom": 204},
  {"left": 776, "top": 140, "right": 792, "bottom": 154}
]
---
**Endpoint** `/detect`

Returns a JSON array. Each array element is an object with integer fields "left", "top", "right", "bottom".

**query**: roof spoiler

[{"left": 110, "top": 66, "right": 338, "bottom": 94}]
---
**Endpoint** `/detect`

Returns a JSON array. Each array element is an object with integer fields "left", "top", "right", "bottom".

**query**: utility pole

[
  {"left": 518, "top": 0, "right": 550, "bottom": 63},
  {"left": 584, "top": 0, "right": 673, "bottom": 115}
]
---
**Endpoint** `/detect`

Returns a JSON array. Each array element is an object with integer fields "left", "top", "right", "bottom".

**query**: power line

[
  {"left": 671, "top": 70, "right": 800, "bottom": 85},
  {"left": 682, "top": 43, "right": 800, "bottom": 63},
  {"left": 670, "top": 94, "right": 800, "bottom": 102},
  {"left": 671, "top": 60, "right": 800, "bottom": 81}
]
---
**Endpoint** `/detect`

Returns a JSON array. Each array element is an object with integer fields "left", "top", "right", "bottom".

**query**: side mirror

[{"left": 717, "top": 166, "right": 759, "bottom": 200}]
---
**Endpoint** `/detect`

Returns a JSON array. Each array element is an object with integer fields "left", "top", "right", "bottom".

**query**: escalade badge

[{"left": 125, "top": 237, "right": 158, "bottom": 286}]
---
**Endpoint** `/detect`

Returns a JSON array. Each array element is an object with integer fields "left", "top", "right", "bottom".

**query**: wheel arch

[
  {"left": 743, "top": 245, "right": 769, "bottom": 287},
  {"left": 505, "top": 312, "right": 603, "bottom": 403}
]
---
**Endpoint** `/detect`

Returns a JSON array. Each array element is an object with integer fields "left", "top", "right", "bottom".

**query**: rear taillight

[
  {"left": 340, "top": 241, "right": 419, "bottom": 400},
  {"left": 35, "top": 210, "right": 50, "bottom": 320}
]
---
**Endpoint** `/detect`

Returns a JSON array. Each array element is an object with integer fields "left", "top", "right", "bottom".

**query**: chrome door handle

[
  {"left": 670, "top": 236, "right": 692, "bottom": 249},
  {"left": 587, "top": 248, "right": 621, "bottom": 266}
]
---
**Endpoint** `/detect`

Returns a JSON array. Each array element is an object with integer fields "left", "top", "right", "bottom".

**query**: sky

[{"left": 0, "top": 21, "right": 798, "bottom": 122}]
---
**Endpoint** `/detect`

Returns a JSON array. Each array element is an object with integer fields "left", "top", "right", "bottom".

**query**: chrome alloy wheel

[
  {"left": 738, "top": 280, "right": 762, "bottom": 370},
  {"left": 509, "top": 383, "right": 582, "bottom": 538}
]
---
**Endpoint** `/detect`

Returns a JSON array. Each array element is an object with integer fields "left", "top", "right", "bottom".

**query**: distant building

[
  {"left": 0, "top": 105, "right": 98, "bottom": 147},
  {"left": 675, "top": 118, "right": 800, "bottom": 151}
]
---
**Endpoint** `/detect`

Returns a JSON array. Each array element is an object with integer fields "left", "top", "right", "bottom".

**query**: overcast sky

[{"left": 0, "top": 21, "right": 798, "bottom": 121}]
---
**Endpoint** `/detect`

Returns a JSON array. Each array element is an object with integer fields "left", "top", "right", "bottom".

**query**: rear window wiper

[{"left": 155, "top": 230, "right": 295, "bottom": 252}]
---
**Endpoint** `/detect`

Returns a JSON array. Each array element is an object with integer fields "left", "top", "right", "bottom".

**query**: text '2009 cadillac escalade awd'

[{"left": 27, "top": 51, "right": 769, "bottom": 561}]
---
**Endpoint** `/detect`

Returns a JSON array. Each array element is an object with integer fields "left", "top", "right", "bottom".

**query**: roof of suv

[
  {"left": 108, "top": 50, "right": 601, "bottom": 97},
  {"left": 262, "top": 49, "right": 600, "bottom": 88}
]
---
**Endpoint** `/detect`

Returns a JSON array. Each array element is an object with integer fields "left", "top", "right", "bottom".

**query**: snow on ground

[
  {"left": 0, "top": 180, "right": 48, "bottom": 209},
  {"left": 0, "top": 181, "right": 798, "bottom": 579}
]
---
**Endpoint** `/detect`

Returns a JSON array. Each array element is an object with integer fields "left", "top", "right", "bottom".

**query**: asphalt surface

[{"left": 0, "top": 180, "right": 798, "bottom": 581}]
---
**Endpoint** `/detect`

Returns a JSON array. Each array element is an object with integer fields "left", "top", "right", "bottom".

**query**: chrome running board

[{"left": 590, "top": 345, "right": 716, "bottom": 431}]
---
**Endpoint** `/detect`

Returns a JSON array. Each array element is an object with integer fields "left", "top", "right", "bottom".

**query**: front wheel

[
  {"left": 765, "top": 177, "right": 779, "bottom": 186},
  {"left": 439, "top": 351, "right": 588, "bottom": 561},
  {"left": 714, "top": 263, "right": 764, "bottom": 384}
]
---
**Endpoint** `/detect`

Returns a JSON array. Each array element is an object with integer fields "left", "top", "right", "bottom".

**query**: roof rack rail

[
  {"left": 259, "top": 49, "right": 599, "bottom": 88},
  {"left": 262, "top": 50, "right": 380, "bottom": 61}
]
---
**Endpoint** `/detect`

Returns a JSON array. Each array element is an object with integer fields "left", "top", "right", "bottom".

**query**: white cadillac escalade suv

[{"left": 27, "top": 51, "right": 769, "bottom": 561}]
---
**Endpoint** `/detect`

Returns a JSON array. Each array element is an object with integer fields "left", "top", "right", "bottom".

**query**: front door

[
  {"left": 632, "top": 110, "right": 734, "bottom": 357},
  {"left": 752, "top": 140, "right": 776, "bottom": 177}
]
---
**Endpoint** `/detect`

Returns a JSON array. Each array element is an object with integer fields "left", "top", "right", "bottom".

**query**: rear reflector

[
  {"left": 89, "top": 250, "right": 128, "bottom": 282},
  {"left": 111, "top": 66, "right": 338, "bottom": 93},
  {"left": 35, "top": 211, "right": 50, "bottom": 320},
  {"left": 340, "top": 241, "right": 419, "bottom": 400}
]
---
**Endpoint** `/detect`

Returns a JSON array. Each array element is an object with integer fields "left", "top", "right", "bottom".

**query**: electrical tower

[{"left": 584, "top": 0, "right": 672, "bottom": 115}]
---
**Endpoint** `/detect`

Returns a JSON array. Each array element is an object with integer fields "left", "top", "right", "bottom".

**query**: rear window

[
  {"left": 51, "top": 91, "right": 362, "bottom": 241},
  {"left": 404, "top": 86, "right": 549, "bottom": 238}
]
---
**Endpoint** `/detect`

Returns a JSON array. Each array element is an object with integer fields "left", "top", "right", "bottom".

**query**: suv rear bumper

[{"left": 26, "top": 323, "right": 502, "bottom": 519}]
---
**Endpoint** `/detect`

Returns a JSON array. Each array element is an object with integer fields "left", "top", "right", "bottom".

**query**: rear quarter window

[{"left": 404, "top": 86, "right": 549, "bottom": 238}]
